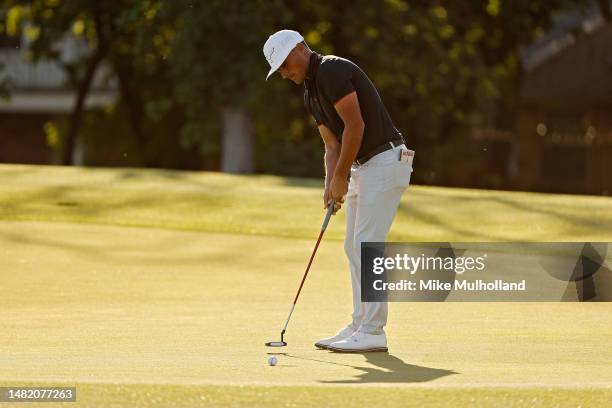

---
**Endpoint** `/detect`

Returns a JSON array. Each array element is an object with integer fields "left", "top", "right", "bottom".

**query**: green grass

[
  {"left": 2, "top": 163, "right": 612, "bottom": 241},
  {"left": 1, "top": 164, "right": 611, "bottom": 407},
  {"left": 1, "top": 382, "right": 610, "bottom": 408}
]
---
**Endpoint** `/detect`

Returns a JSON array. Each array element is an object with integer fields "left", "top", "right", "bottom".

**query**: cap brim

[
  {"left": 265, "top": 66, "right": 277, "bottom": 80},
  {"left": 264, "top": 45, "right": 295, "bottom": 81}
]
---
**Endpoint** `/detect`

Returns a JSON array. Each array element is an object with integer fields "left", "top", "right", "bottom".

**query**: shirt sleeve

[{"left": 317, "top": 60, "right": 355, "bottom": 105}]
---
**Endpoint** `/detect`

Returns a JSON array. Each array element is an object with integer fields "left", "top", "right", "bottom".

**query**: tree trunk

[
  {"left": 114, "top": 62, "right": 147, "bottom": 165},
  {"left": 221, "top": 107, "right": 254, "bottom": 173},
  {"left": 62, "top": 11, "right": 107, "bottom": 166},
  {"left": 62, "top": 46, "right": 105, "bottom": 165},
  {"left": 72, "top": 133, "right": 86, "bottom": 166},
  {"left": 506, "top": 47, "right": 525, "bottom": 187},
  {"left": 514, "top": 107, "right": 543, "bottom": 191}
]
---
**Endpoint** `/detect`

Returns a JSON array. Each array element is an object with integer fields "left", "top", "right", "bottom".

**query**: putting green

[
  {"left": 2, "top": 163, "right": 612, "bottom": 241},
  {"left": 1, "top": 164, "right": 611, "bottom": 407}
]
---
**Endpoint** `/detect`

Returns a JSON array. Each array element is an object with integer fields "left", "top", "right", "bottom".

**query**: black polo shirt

[{"left": 304, "top": 52, "right": 404, "bottom": 160}]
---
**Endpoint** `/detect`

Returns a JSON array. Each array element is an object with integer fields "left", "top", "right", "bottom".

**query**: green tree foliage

[
  {"left": 169, "top": 0, "right": 290, "bottom": 162},
  {"left": 280, "top": 0, "right": 585, "bottom": 184},
  {"left": 2, "top": 0, "right": 183, "bottom": 167},
  {"left": 1, "top": 0, "right": 590, "bottom": 181}
]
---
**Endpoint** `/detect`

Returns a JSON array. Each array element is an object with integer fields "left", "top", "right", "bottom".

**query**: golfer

[{"left": 263, "top": 29, "right": 414, "bottom": 352}]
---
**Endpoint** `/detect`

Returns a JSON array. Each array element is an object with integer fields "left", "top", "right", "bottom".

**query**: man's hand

[
  {"left": 324, "top": 186, "right": 343, "bottom": 214},
  {"left": 329, "top": 176, "right": 348, "bottom": 203}
]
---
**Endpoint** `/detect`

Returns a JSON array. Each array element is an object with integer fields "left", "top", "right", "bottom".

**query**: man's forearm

[
  {"left": 333, "top": 125, "right": 364, "bottom": 180},
  {"left": 324, "top": 148, "right": 340, "bottom": 188}
]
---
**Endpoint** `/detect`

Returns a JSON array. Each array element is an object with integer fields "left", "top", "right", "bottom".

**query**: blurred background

[{"left": 0, "top": 0, "right": 610, "bottom": 195}]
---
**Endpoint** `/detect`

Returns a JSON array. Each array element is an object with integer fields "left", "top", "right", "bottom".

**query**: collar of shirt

[{"left": 305, "top": 52, "right": 322, "bottom": 82}]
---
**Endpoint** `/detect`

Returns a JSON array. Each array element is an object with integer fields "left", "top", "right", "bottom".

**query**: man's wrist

[{"left": 333, "top": 168, "right": 349, "bottom": 181}]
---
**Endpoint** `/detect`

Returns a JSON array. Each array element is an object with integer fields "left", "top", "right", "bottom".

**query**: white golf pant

[{"left": 345, "top": 143, "right": 413, "bottom": 335}]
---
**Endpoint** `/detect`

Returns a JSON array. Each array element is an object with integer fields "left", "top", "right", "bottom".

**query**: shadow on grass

[
  {"left": 397, "top": 201, "right": 509, "bottom": 241},
  {"left": 278, "top": 176, "right": 324, "bottom": 189},
  {"left": 114, "top": 167, "right": 325, "bottom": 191},
  {"left": 396, "top": 187, "right": 612, "bottom": 241},
  {"left": 412, "top": 188, "right": 612, "bottom": 232},
  {"left": 276, "top": 352, "right": 457, "bottom": 384},
  {"left": 0, "top": 221, "right": 234, "bottom": 267},
  {"left": 0, "top": 183, "right": 230, "bottom": 220}
]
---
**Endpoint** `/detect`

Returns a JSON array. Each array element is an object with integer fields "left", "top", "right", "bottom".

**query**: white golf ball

[{"left": 268, "top": 355, "right": 278, "bottom": 366}]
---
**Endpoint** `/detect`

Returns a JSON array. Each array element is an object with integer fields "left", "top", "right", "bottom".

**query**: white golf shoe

[
  {"left": 314, "top": 326, "right": 355, "bottom": 349},
  {"left": 327, "top": 331, "right": 388, "bottom": 352}
]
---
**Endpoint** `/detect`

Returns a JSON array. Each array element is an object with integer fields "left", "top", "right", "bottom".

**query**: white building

[{"left": 0, "top": 30, "right": 116, "bottom": 164}]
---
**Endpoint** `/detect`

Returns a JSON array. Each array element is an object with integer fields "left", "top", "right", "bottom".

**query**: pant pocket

[{"left": 394, "top": 160, "right": 413, "bottom": 189}]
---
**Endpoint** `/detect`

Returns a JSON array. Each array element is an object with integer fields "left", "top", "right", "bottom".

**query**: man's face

[{"left": 277, "top": 46, "right": 306, "bottom": 84}]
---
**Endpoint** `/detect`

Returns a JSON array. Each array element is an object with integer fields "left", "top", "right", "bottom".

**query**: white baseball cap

[{"left": 263, "top": 29, "right": 304, "bottom": 80}]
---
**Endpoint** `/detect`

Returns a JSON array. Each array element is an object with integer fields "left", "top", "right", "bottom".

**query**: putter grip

[{"left": 321, "top": 201, "right": 335, "bottom": 231}]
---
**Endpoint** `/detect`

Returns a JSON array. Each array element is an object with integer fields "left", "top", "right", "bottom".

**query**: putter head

[
  {"left": 265, "top": 330, "right": 287, "bottom": 347},
  {"left": 265, "top": 341, "right": 287, "bottom": 347}
]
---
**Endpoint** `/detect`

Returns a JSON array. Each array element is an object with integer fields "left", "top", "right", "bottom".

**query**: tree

[
  {"left": 170, "top": 0, "right": 288, "bottom": 173},
  {"left": 3, "top": 0, "right": 179, "bottom": 166},
  {"left": 285, "top": 0, "right": 587, "bottom": 185}
]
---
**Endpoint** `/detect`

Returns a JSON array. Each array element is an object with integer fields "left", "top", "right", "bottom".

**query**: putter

[{"left": 266, "top": 201, "right": 336, "bottom": 347}]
